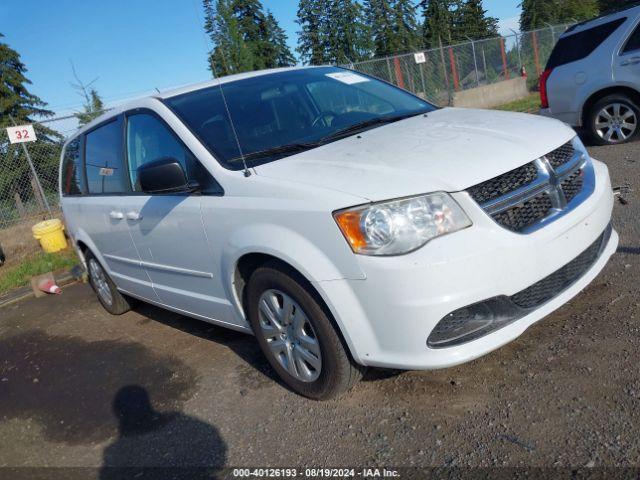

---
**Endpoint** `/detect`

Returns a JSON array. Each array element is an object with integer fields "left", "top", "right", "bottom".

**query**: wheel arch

[
  {"left": 581, "top": 85, "right": 640, "bottom": 126},
  {"left": 231, "top": 251, "right": 364, "bottom": 364}
]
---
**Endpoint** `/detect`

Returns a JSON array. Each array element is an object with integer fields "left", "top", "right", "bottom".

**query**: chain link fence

[
  {"left": 0, "top": 114, "right": 83, "bottom": 265},
  {"left": 347, "top": 23, "right": 572, "bottom": 106}
]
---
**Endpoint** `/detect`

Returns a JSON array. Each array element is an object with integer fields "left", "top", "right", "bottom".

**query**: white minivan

[{"left": 60, "top": 66, "right": 617, "bottom": 399}]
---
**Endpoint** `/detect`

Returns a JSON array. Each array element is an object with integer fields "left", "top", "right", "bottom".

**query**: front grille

[
  {"left": 492, "top": 193, "right": 553, "bottom": 232},
  {"left": 467, "top": 163, "right": 538, "bottom": 204},
  {"left": 561, "top": 169, "right": 584, "bottom": 204},
  {"left": 511, "top": 224, "right": 611, "bottom": 309},
  {"left": 546, "top": 141, "right": 575, "bottom": 169},
  {"left": 467, "top": 140, "right": 591, "bottom": 233}
]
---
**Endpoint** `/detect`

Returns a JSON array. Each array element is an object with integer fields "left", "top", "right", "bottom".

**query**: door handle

[
  {"left": 109, "top": 210, "right": 124, "bottom": 220},
  {"left": 621, "top": 56, "right": 640, "bottom": 66},
  {"left": 126, "top": 211, "right": 143, "bottom": 221}
]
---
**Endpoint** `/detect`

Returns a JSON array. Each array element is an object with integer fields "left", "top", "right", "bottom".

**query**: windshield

[{"left": 164, "top": 67, "right": 435, "bottom": 170}]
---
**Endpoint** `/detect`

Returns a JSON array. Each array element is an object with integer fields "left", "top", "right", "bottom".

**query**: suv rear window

[
  {"left": 547, "top": 18, "right": 626, "bottom": 69},
  {"left": 61, "top": 137, "right": 85, "bottom": 196},
  {"left": 84, "top": 117, "right": 130, "bottom": 194}
]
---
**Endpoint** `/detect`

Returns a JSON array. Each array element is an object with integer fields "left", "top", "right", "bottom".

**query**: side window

[
  {"left": 85, "top": 117, "right": 130, "bottom": 194},
  {"left": 547, "top": 18, "right": 626, "bottom": 69},
  {"left": 126, "top": 113, "right": 221, "bottom": 194},
  {"left": 61, "top": 137, "right": 85, "bottom": 195},
  {"left": 623, "top": 23, "right": 640, "bottom": 53}
]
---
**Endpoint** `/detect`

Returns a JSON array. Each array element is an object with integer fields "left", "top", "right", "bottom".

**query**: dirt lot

[{"left": 0, "top": 139, "right": 638, "bottom": 476}]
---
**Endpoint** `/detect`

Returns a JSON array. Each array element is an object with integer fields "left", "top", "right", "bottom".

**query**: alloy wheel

[
  {"left": 257, "top": 289, "right": 322, "bottom": 382},
  {"left": 595, "top": 103, "right": 637, "bottom": 143},
  {"left": 88, "top": 258, "right": 113, "bottom": 306}
]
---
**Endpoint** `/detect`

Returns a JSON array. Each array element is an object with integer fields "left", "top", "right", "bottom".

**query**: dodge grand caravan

[{"left": 60, "top": 66, "right": 617, "bottom": 399}]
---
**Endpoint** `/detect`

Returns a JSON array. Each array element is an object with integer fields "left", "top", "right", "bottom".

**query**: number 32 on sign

[{"left": 6, "top": 124, "right": 37, "bottom": 144}]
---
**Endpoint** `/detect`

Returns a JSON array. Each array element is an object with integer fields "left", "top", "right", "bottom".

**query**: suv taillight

[{"left": 540, "top": 68, "right": 553, "bottom": 109}]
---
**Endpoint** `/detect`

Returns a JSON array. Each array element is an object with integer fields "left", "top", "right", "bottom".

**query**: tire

[
  {"left": 587, "top": 94, "right": 640, "bottom": 146},
  {"left": 85, "top": 250, "right": 135, "bottom": 315},
  {"left": 246, "top": 261, "right": 364, "bottom": 399}
]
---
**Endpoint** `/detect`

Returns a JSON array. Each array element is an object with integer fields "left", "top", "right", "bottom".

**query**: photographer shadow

[{"left": 100, "top": 385, "right": 227, "bottom": 480}]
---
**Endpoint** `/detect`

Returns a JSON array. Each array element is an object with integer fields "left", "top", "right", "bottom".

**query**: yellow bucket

[{"left": 32, "top": 219, "right": 68, "bottom": 253}]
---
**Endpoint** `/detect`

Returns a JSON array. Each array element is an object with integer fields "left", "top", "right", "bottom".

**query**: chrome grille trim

[{"left": 468, "top": 139, "right": 595, "bottom": 233}]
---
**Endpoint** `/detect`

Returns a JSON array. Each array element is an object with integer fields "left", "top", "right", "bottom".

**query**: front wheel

[
  {"left": 246, "top": 261, "right": 364, "bottom": 399},
  {"left": 587, "top": 94, "right": 639, "bottom": 145}
]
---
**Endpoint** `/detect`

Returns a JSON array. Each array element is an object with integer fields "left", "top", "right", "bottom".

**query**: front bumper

[{"left": 317, "top": 159, "right": 617, "bottom": 369}]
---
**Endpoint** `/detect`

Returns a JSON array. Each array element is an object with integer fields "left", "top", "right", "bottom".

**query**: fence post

[
  {"left": 499, "top": 37, "right": 509, "bottom": 80},
  {"left": 8, "top": 114, "right": 53, "bottom": 217},
  {"left": 439, "top": 37, "right": 452, "bottom": 105},
  {"left": 393, "top": 57, "right": 405, "bottom": 89},
  {"left": 386, "top": 58, "right": 393, "bottom": 84},
  {"left": 448, "top": 47, "right": 460, "bottom": 91},
  {"left": 467, "top": 37, "right": 480, "bottom": 87},
  {"left": 510, "top": 29, "right": 523, "bottom": 71},
  {"left": 532, "top": 30, "right": 541, "bottom": 76}
]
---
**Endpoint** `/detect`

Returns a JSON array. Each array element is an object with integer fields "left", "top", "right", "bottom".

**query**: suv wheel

[
  {"left": 588, "top": 94, "right": 639, "bottom": 145},
  {"left": 246, "top": 261, "right": 364, "bottom": 399},
  {"left": 85, "top": 250, "right": 135, "bottom": 315}
]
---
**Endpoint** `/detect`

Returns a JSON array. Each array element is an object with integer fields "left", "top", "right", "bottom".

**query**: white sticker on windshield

[{"left": 326, "top": 72, "right": 369, "bottom": 85}]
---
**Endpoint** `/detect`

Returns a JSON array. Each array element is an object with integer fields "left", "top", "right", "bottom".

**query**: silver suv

[{"left": 541, "top": 5, "right": 640, "bottom": 145}]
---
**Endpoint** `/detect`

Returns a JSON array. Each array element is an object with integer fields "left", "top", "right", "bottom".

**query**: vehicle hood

[{"left": 254, "top": 107, "right": 576, "bottom": 202}]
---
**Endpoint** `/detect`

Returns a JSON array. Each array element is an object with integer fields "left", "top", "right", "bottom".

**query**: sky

[{"left": 1, "top": 0, "right": 521, "bottom": 132}]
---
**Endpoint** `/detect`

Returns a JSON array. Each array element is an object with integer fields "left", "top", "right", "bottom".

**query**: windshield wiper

[
  {"left": 318, "top": 111, "right": 425, "bottom": 144},
  {"left": 228, "top": 142, "right": 320, "bottom": 164}
]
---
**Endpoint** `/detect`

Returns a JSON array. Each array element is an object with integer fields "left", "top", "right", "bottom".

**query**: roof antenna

[
  {"left": 209, "top": 56, "right": 251, "bottom": 177},
  {"left": 155, "top": 87, "right": 161, "bottom": 94}
]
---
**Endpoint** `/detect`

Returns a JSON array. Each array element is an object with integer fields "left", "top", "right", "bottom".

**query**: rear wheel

[
  {"left": 85, "top": 250, "right": 134, "bottom": 315},
  {"left": 587, "top": 94, "right": 639, "bottom": 145},
  {"left": 246, "top": 261, "right": 364, "bottom": 399}
]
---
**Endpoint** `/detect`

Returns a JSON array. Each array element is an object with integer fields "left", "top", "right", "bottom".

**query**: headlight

[{"left": 333, "top": 193, "right": 472, "bottom": 256}]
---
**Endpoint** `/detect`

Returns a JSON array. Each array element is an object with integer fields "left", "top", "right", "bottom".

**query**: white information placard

[
  {"left": 326, "top": 72, "right": 369, "bottom": 85},
  {"left": 414, "top": 52, "right": 426, "bottom": 64},
  {"left": 6, "top": 124, "right": 37, "bottom": 144}
]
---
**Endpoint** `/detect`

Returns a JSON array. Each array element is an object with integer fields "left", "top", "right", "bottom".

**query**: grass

[
  {"left": 494, "top": 93, "right": 541, "bottom": 113},
  {"left": 0, "top": 248, "right": 78, "bottom": 295}
]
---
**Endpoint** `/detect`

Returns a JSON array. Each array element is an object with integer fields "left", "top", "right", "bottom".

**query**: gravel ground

[{"left": 0, "top": 137, "right": 638, "bottom": 476}]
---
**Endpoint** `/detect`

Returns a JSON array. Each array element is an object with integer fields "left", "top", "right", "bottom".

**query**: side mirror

[{"left": 138, "top": 157, "right": 198, "bottom": 194}]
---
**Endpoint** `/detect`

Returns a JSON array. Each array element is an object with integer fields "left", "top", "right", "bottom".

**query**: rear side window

[
  {"left": 622, "top": 22, "right": 640, "bottom": 53},
  {"left": 85, "top": 117, "right": 130, "bottom": 194},
  {"left": 61, "top": 137, "right": 85, "bottom": 196},
  {"left": 547, "top": 18, "right": 626, "bottom": 69}
]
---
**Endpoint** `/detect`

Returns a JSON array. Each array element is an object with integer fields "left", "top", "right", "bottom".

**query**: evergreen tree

[
  {"left": 420, "top": 0, "right": 454, "bottom": 48},
  {"left": 364, "top": 0, "right": 397, "bottom": 56},
  {"left": 519, "top": 0, "right": 558, "bottom": 30},
  {"left": 204, "top": 0, "right": 253, "bottom": 76},
  {"left": 520, "top": 0, "right": 598, "bottom": 31},
  {"left": 77, "top": 89, "right": 105, "bottom": 126},
  {"left": 297, "top": 0, "right": 327, "bottom": 64},
  {"left": 265, "top": 11, "right": 296, "bottom": 67},
  {"left": 392, "top": 0, "right": 421, "bottom": 53},
  {"left": 325, "top": 0, "right": 371, "bottom": 63},
  {"left": 0, "top": 33, "right": 60, "bottom": 207},
  {"left": 204, "top": 0, "right": 294, "bottom": 75},
  {"left": 297, "top": 0, "right": 371, "bottom": 65},
  {"left": 0, "top": 33, "right": 52, "bottom": 127},
  {"left": 558, "top": 0, "right": 599, "bottom": 23},
  {"left": 452, "top": 0, "right": 498, "bottom": 41},
  {"left": 599, "top": 0, "right": 636, "bottom": 13}
]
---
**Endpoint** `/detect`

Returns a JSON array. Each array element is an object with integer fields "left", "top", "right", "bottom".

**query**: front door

[
  {"left": 123, "top": 111, "right": 230, "bottom": 321},
  {"left": 82, "top": 116, "right": 156, "bottom": 300}
]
